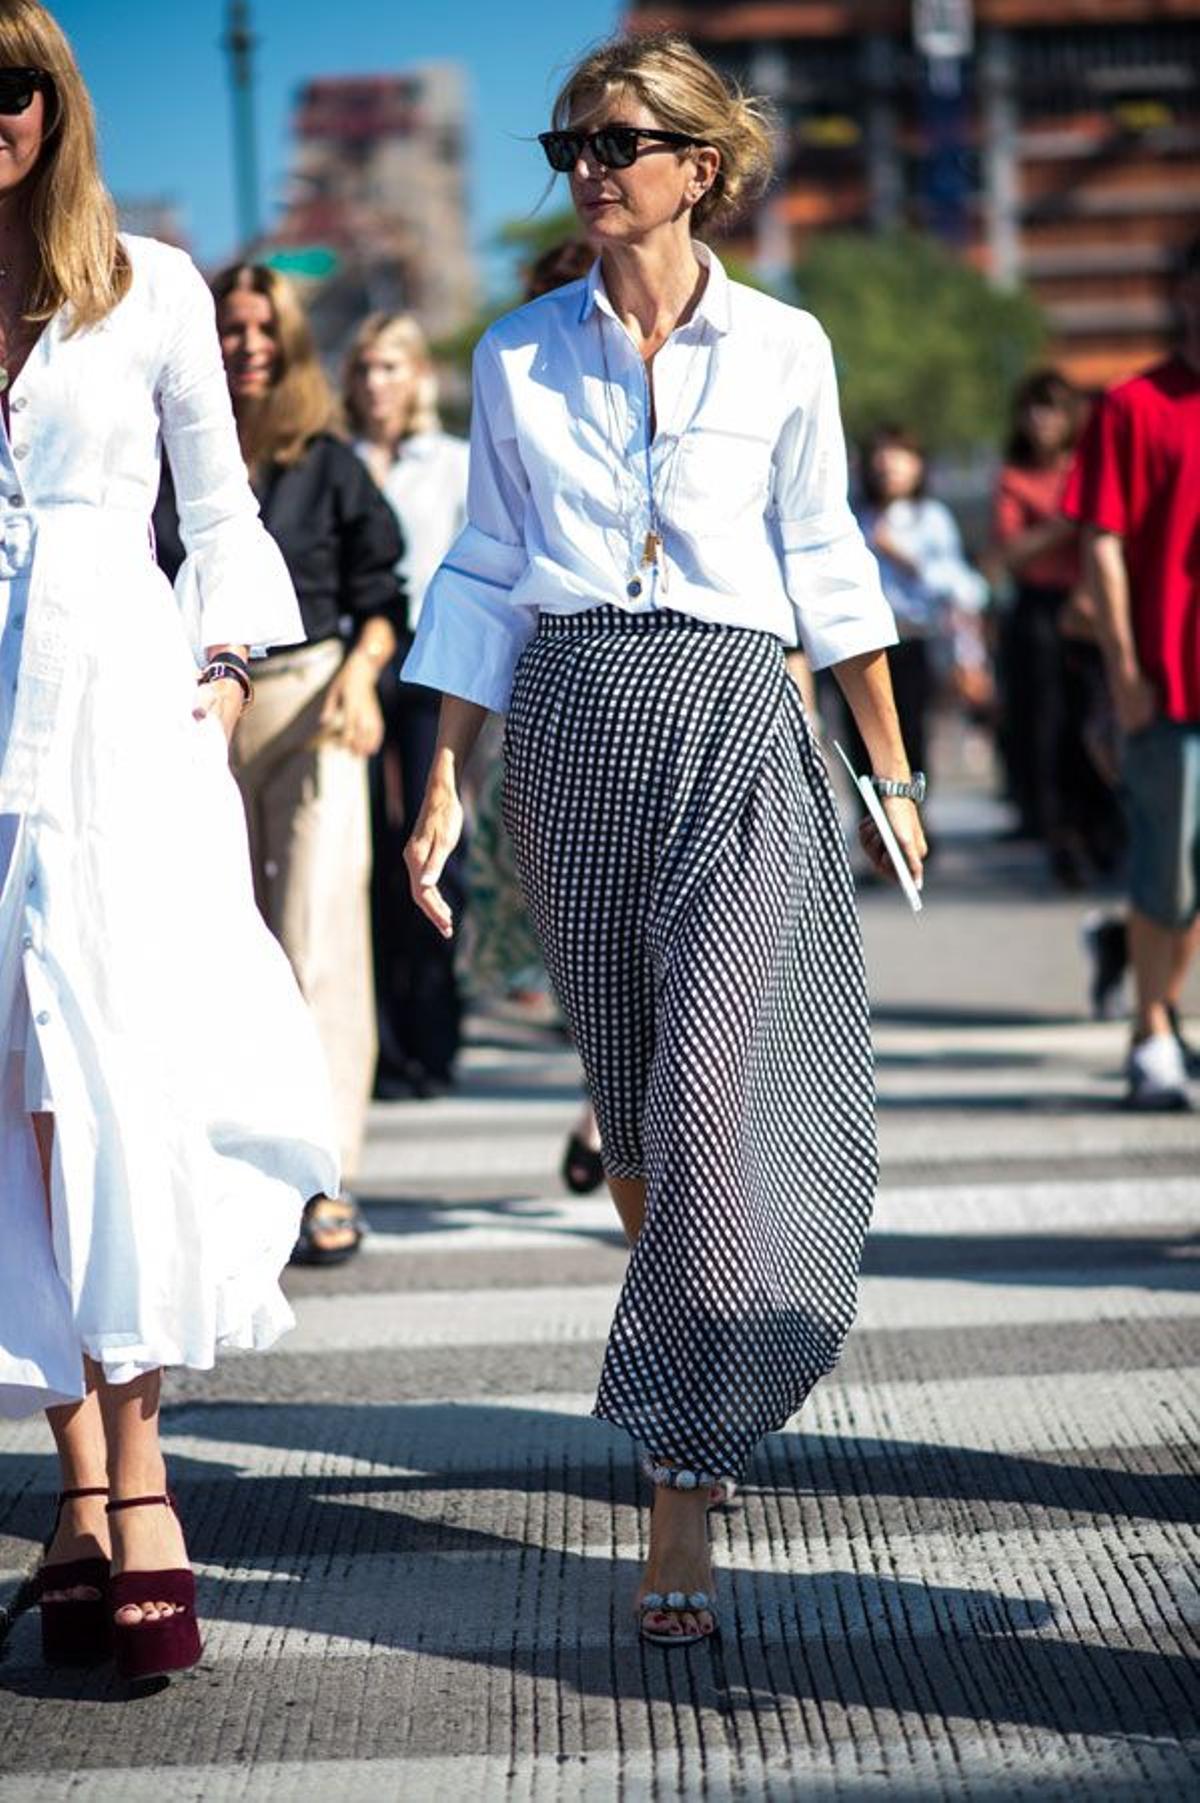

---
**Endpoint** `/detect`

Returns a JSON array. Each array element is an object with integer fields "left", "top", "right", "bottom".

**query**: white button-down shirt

[
  {"left": 354, "top": 430, "right": 469, "bottom": 629},
  {"left": 404, "top": 245, "right": 896, "bottom": 713}
]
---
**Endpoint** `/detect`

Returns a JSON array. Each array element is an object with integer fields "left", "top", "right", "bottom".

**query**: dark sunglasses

[
  {"left": 0, "top": 68, "right": 47, "bottom": 115},
  {"left": 538, "top": 125, "right": 699, "bottom": 173}
]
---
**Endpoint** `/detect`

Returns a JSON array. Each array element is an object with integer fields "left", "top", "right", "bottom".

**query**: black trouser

[
  {"left": 1000, "top": 584, "right": 1124, "bottom": 864},
  {"left": 1000, "top": 583, "right": 1066, "bottom": 840},
  {"left": 369, "top": 656, "right": 465, "bottom": 1089},
  {"left": 838, "top": 637, "right": 933, "bottom": 781}
]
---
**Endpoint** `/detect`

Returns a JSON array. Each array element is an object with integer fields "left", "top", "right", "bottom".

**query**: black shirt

[{"left": 154, "top": 432, "right": 407, "bottom": 651}]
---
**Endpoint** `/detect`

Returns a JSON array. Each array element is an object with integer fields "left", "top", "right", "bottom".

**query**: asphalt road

[{"left": 1, "top": 755, "right": 1197, "bottom": 1800}]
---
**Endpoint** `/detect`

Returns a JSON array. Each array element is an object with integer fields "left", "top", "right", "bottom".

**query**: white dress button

[
  {"left": 7, "top": 494, "right": 20, "bottom": 505},
  {"left": 13, "top": 445, "right": 27, "bottom": 460},
  {"left": 11, "top": 397, "right": 27, "bottom": 412},
  {"left": 21, "top": 934, "right": 32, "bottom": 949},
  {"left": 35, "top": 1010, "right": 49, "bottom": 1026}
]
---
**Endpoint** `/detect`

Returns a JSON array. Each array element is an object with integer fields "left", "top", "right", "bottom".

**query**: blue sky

[{"left": 56, "top": 0, "right": 619, "bottom": 293}]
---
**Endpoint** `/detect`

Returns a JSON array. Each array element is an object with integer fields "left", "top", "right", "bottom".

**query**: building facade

[
  {"left": 267, "top": 64, "right": 478, "bottom": 351},
  {"left": 628, "top": 1, "right": 1200, "bottom": 386}
]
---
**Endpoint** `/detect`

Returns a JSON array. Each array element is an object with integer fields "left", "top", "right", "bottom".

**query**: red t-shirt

[
  {"left": 991, "top": 461, "right": 1079, "bottom": 590},
  {"left": 1063, "top": 357, "right": 1200, "bottom": 723}
]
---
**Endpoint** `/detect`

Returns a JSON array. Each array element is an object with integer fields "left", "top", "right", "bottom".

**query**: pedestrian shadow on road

[
  {"left": 862, "top": 1228, "right": 1200, "bottom": 1292},
  {"left": 4, "top": 1392, "right": 1195, "bottom": 1742}
]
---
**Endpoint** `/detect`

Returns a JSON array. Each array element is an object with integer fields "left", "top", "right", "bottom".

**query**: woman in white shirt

[
  {"left": 849, "top": 422, "right": 988, "bottom": 781},
  {"left": 0, "top": 3, "right": 337, "bottom": 1681},
  {"left": 345, "top": 315, "right": 469, "bottom": 1096},
  {"left": 403, "top": 34, "right": 926, "bottom": 1649}
]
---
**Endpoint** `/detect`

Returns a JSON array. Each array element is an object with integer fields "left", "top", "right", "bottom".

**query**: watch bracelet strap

[{"left": 870, "top": 774, "right": 924, "bottom": 800}]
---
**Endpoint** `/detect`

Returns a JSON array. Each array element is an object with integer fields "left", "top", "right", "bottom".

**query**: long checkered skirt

[{"left": 503, "top": 610, "right": 878, "bottom": 1480}]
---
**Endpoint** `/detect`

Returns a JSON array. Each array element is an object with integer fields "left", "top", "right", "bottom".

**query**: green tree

[{"left": 795, "top": 230, "right": 1046, "bottom": 453}]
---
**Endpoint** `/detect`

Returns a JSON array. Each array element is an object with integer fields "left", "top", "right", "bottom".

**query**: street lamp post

[
  {"left": 914, "top": 0, "right": 973, "bottom": 246},
  {"left": 223, "top": 0, "right": 261, "bottom": 249}
]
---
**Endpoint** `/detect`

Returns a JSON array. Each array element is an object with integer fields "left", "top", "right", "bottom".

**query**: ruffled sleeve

[{"left": 154, "top": 251, "right": 303, "bottom": 657}]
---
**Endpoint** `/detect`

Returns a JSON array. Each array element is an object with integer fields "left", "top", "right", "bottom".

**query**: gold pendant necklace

[{"left": 597, "top": 315, "right": 707, "bottom": 601}]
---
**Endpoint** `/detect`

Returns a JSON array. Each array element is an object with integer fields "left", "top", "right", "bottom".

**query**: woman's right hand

[
  {"left": 859, "top": 796, "right": 927, "bottom": 891},
  {"left": 405, "top": 781, "right": 464, "bottom": 939}
]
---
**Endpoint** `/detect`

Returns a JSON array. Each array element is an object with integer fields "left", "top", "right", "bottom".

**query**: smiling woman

[{"left": 400, "top": 32, "right": 926, "bottom": 1653}]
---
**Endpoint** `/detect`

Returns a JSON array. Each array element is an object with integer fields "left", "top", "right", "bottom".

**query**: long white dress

[{"left": 0, "top": 235, "right": 340, "bottom": 1418}]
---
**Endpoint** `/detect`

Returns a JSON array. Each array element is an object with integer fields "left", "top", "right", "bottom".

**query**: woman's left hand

[
  {"left": 858, "top": 796, "right": 927, "bottom": 890},
  {"left": 320, "top": 651, "right": 385, "bottom": 757},
  {"left": 192, "top": 677, "right": 244, "bottom": 747}
]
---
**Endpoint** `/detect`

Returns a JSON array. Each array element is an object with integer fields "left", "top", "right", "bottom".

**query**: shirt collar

[{"left": 577, "top": 241, "right": 731, "bottom": 338}]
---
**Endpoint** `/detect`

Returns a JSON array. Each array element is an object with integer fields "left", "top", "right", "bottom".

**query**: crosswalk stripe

[
  {"left": 274, "top": 1275, "right": 1199, "bottom": 1354},
  {"left": 5, "top": 1738, "right": 1195, "bottom": 1802},
  {"left": 350, "top": 1174, "right": 1200, "bottom": 1254},
  {"left": 120, "top": 1365, "right": 1197, "bottom": 1483}
]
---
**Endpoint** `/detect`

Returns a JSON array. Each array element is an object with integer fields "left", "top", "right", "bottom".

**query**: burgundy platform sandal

[
  {"left": 37, "top": 1486, "right": 112, "bottom": 1667},
  {"left": 106, "top": 1493, "right": 202, "bottom": 1681}
]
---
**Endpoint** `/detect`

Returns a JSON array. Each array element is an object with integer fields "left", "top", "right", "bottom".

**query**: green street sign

[{"left": 262, "top": 245, "right": 340, "bottom": 279}]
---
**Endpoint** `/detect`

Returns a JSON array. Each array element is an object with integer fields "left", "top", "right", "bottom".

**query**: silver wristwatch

[{"left": 869, "top": 771, "right": 927, "bottom": 804}]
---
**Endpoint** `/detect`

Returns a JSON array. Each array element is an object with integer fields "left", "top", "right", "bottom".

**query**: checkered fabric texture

[{"left": 503, "top": 610, "right": 878, "bottom": 1480}]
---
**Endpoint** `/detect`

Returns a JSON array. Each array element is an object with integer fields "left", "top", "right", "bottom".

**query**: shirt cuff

[
  {"left": 777, "top": 513, "right": 899, "bottom": 672},
  {"left": 797, "top": 605, "right": 900, "bottom": 671},
  {"left": 402, "top": 541, "right": 535, "bottom": 714}
]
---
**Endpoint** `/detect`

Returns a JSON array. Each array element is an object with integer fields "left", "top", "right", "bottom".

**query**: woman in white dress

[
  {"left": 0, "top": 2, "right": 338, "bottom": 1680},
  {"left": 343, "top": 315, "right": 469, "bottom": 1096}
]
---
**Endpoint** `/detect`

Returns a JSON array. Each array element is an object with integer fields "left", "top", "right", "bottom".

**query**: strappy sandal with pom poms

[
  {"left": 37, "top": 1486, "right": 111, "bottom": 1667},
  {"left": 636, "top": 1459, "right": 727, "bottom": 1648}
]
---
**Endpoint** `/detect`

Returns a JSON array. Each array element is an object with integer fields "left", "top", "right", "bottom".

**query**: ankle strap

[
  {"left": 59, "top": 1487, "right": 109, "bottom": 1502},
  {"left": 105, "top": 1493, "right": 173, "bottom": 1515}
]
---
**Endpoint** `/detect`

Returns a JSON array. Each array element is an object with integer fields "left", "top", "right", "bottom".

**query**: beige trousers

[{"left": 232, "top": 637, "right": 376, "bottom": 1180}]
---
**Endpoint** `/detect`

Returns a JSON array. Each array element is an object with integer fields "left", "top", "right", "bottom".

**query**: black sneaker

[{"left": 1081, "top": 910, "right": 1129, "bottom": 1020}]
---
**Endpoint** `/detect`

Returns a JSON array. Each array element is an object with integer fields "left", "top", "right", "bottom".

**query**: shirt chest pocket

[{"left": 668, "top": 419, "right": 776, "bottom": 535}]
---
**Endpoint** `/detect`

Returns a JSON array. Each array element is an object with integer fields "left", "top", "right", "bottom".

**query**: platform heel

[
  {"left": 106, "top": 1493, "right": 202, "bottom": 1681},
  {"left": 37, "top": 1486, "right": 111, "bottom": 1667}
]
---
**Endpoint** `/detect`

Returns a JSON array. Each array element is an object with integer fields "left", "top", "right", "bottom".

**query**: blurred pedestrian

[
  {"left": 0, "top": 0, "right": 337, "bottom": 1682},
  {"left": 403, "top": 34, "right": 924, "bottom": 1647},
  {"left": 990, "top": 370, "right": 1123, "bottom": 886},
  {"left": 842, "top": 424, "right": 986, "bottom": 788},
  {"left": 343, "top": 313, "right": 468, "bottom": 1098},
  {"left": 1063, "top": 235, "right": 1200, "bottom": 1109},
  {"left": 155, "top": 265, "right": 404, "bottom": 1258}
]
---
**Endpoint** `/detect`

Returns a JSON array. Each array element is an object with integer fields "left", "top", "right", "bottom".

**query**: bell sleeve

[
  {"left": 401, "top": 332, "right": 536, "bottom": 712},
  {"left": 154, "top": 250, "right": 303, "bottom": 657},
  {"left": 769, "top": 326, "right": 898, "bottom": 669}
]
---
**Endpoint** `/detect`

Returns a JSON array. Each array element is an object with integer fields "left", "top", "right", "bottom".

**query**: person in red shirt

[
  {"left": 1063, "top": 236, "right": 1200, "bottom": 1109},
  {"left": 991, "top": 369, "right": 1123, "bottom": 886}
]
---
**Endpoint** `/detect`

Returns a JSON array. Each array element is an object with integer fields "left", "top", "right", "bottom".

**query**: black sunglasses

[
  {"left": 538, "top": 125, "right": 699, "bottom": 173},
  {"left": 0, "top": 68, "right": 47, "bottom": 115}
]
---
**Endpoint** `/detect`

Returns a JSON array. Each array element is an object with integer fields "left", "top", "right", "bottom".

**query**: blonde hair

[
  {"left": 211, "top": 263, "right": 335, "bottom": 469},
  {"left": 552, "top": 33, "right": 774, "bottom": 233},
  {"left": 342, "top": 312, "right": 441, "bottom": 439},
  {"left": 0, "top": 0, "right": 131, "bottom": 330}
]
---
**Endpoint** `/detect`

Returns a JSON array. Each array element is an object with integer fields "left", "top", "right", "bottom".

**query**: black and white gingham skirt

[{"left": 503, "top": 609, "right": 878, "bottom": 1481}]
